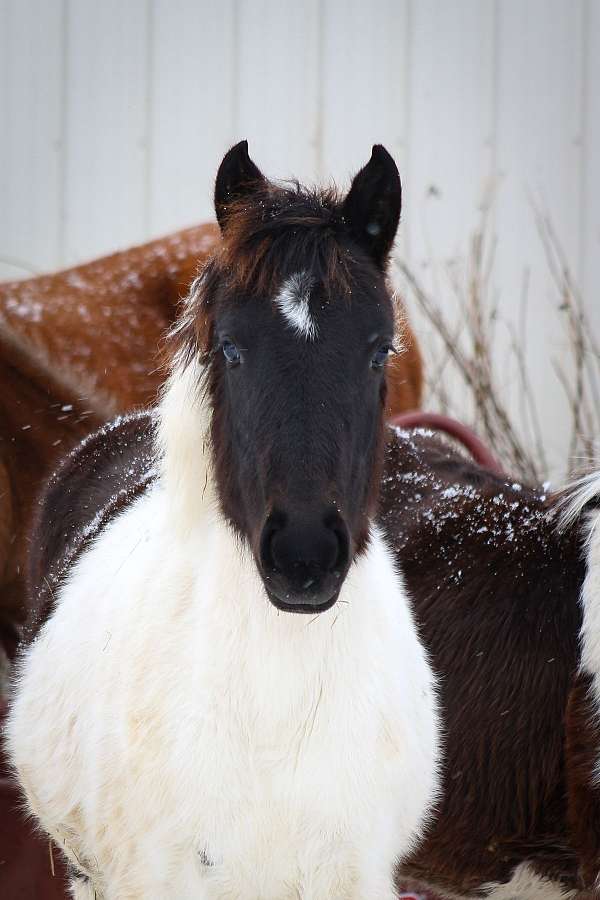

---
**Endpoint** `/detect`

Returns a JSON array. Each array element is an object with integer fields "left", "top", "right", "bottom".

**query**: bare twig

[{"left": 395, "top": 207, "right": 600, "bottom": 483}]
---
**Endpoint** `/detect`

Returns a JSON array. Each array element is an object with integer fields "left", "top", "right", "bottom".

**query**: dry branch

[{"left": 396, "top": 212, "right": 600, "bottom": 483}]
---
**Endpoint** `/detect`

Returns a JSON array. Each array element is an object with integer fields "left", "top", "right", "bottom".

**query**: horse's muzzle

[{"left": 259, "top": 509, "right": 350, "bottom": 614}]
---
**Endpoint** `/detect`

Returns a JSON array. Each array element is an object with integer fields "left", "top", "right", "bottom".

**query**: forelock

[
  {"left": 167, "top": 180, "right": 391, "bottom": 364},
  {"left": 217, "top": 182, "right": 359, "bottom": 297}
]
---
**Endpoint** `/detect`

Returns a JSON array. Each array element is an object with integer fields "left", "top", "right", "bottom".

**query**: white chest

[
  {"left": 163, "top": 664, "right": 399, "bottom": 898},
  {"left": 7, "top": 494, "right": 439, "bottom": 899},
  {"left": 117, "top": 596, "right": 414, "bottom": 897}
]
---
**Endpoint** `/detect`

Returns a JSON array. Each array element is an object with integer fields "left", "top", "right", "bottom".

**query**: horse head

[{"left": 171, "top": 140, "right": 402, "bottom": 614}]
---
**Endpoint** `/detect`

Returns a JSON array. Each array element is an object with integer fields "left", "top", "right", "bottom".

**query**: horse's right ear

[
  {"left": 214, "top": 141, "right": 266, "bottom": 232},
  {"left": 342, "top": 145, "right": 401, "bottom": 268}
]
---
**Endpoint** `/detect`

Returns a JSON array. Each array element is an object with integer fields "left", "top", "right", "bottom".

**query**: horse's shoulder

[{"left": 25, "top": 410, "right": 156, "bottom": 640}]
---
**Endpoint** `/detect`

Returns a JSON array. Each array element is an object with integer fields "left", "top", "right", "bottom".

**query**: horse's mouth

[{"left": 264, "top": 588, "right": 340, "bottom": 615}]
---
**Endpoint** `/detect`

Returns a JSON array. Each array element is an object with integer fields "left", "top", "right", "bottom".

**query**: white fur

[
  {"left": 273, "top": 272, "right": 317, "bottom": 340},
  {"left": 70, "top": 877, "right": 95, "bottom": 900},
  {"left": 568, "top": 472, "right": 600, "bottom": 787},
  {"left": 558, "top": 469, "right": 600, "bottom": 533},
  {"left": 6, "top": 358, "right": 440, "bottom": 899},
  {"left": 479, "top": 863, "right": 576, "bottom": 900},
  {"left": 428, "top": 865, "right": 574, "bottom": 900}
]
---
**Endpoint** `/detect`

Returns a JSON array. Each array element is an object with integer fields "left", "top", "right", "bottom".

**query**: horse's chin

[{"left": 263, "top": 588, "right": 340, "bottom": 615}]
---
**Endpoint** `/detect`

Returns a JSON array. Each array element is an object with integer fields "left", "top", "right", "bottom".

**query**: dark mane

[
  {"left": 218, "top": 182, "right": 360, "bottom": 296},
  {"left": 170, "top": 181, "right": 386, "bottom": 363}
]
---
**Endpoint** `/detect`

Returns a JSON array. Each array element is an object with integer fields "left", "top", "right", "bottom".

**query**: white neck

[{"left": 157, "top": 357, "right": 218, "bottom": 535}]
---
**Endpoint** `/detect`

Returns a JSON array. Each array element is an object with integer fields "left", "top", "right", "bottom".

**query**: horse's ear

[
  {"left": 214, "top": 140, "right": 266, "bottom": 232},
  {"left": 342, "top": 145, "right": 401, "bottom": 268}
]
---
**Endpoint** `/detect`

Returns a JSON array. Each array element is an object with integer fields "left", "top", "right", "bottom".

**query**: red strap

[{"left": 389, "top": 411, "right": 505, "bottom": 476}]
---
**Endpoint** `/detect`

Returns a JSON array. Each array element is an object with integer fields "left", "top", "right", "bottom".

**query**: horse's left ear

[
  {"left": 214, "top": 140, "right": 266, "bottom": 232},
  {"left": 342, "top": 145, "right": 401, "bottom": 268}
]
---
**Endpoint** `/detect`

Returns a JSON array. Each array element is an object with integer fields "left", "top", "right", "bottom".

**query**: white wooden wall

[{"left": 1, "top": 0, "right": 599, "bottom": 474}]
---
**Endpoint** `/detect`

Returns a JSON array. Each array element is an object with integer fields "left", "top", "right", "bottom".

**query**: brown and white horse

[{"left": 7, "top": 143, "right": 440, "bottom": 899}]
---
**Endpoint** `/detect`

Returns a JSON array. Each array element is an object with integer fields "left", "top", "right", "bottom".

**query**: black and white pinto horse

[
  {"left": 8, "top": 142, "right": 600, "bottom": 900},
  {"left": 6, "top": 144, "right": 441, "bottom": 899}
]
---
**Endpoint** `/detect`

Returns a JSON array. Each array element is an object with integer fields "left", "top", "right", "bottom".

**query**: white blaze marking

[{"left": 274, "top": 272, "right": 317, "bottom": 340}]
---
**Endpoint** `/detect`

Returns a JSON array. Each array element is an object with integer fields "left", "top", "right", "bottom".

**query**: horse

[
  {"left": 0, "top": 223, "right": 422, "bottom": 664},
  {"left": 6, "top": 142, "right": 440, "bottom": 900},
  {"left": 379, "top": 427, "right": 600, "bottom": 898}
]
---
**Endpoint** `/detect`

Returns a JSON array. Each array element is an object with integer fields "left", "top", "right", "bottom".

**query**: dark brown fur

[
  {"left": 0, "top": 334, "right": 99, "bottom": 656},
  {"left": 381, "top": 427, "right": 595, "bottom": 897},
  {"left": 217, "top": 185, "right": 359, "bottom": 297},
  {"left": 565, "top": 673, "right": 600, "bottom": 891},
  {"left": 25, "top": 412, "right": 156, "bottom": 641}
]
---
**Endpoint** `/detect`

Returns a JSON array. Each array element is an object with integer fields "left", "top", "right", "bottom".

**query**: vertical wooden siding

[{"left": 0, "top": 0, "right": 598, "bottom": 470}]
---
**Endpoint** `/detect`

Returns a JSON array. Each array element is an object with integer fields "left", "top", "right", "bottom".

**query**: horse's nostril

[
  {"left": 324, "top": 512, "right": 350, "bottom": 573},
  {"left": 260, "top": 511, "right": 286, "bottom": 571}
]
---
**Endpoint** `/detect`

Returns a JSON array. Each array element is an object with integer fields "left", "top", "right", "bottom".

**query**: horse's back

[
  {"left": 25, "top": 410, "right": 156, "bottom": 641},
  {"left": 381, "top": 427, "right": 587, "bottom": 896}
]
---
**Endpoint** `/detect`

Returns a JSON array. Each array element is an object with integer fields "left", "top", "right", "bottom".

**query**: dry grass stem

[{"left": 396, "top": 210, "right": 600, "bottom": 483}]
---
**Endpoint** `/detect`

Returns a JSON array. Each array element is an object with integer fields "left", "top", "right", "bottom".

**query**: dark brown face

[
  {"left": 205, "top": 140, "right": 402, "bottom": 614},
  {"left": 208, "top": 272, "right": 395, "bottom": 613}
]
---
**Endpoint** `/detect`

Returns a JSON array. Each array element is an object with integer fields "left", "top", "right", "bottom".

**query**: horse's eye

[
  {"left": 222, "top": 340, "right": 241, "bottom": 366},
  {"left": 371, "top": 345, "right": 393, "bottom": 370}
]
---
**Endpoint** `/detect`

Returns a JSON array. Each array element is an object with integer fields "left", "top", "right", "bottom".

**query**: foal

[{"left": 7, "top": 143, "right": 440, "bottom": 899}]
